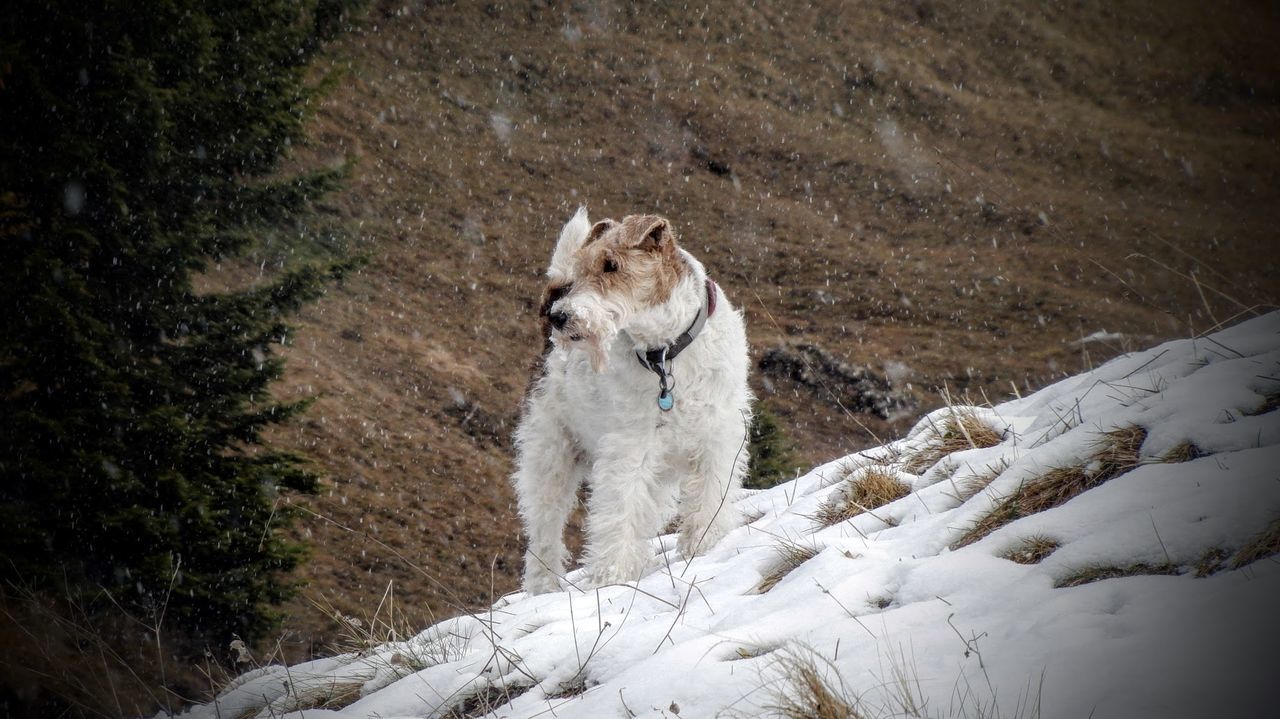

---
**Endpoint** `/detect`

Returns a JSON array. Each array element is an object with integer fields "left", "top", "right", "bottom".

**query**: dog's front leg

[
  {"left": 676, "top": 422, "right": 748, "bottom": 559},
  {"left": 512, "top": 406, "right": 584, "bottom": 595},
  {"left": 583, "top": 434, "right": 663, "bottom": 587}
]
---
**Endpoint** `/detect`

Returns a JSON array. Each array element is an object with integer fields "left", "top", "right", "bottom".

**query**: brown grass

[
  {"left": 1159, "top": 440, "right": 1203, "bottom": 463},
  {"left": 545, "top": 674, "right": 588, "bottom": 700},
  {"left": 765, "top": 650, "right": 863, "bottom": 719},
  {"left": 305, "top": 680, "right": 366, "bottom": 711},
  {"left": 953, "top": 426, "right": 1146, "bottom": 549},
  {"left": 1229, "top": 519, "right": 1280, "bottom": 570},
  {"left": 443, "top": 683, "right": 532, "bottom": 718},
  {"left": 815, "top": 467, "right": 911, "bottom": 526},
  {"left": 757, "top": 543, "right": 821, "bottom": 593},
  {"left": 1089, "top": 425, "right": 1147, "bottom": 478},
  {"left": 1000, "top": 535, "right": 1061, "bottom": 565},
  {"left": 1193, "top": 547, "right": 1230, "bottom": 577},
  {"left": 731, "top": 644, "right": 775, "bottom": 661},
  {"left": 1244, "top": 393, "right": 1280, "bottom": 417},
  {"left": 904, "top": 411, "right": 1004, "bottom": 474},
  {"left": 949, "top": 458, "right": 1012, "bottom": 503},
  {"left": 1054, "top": 563, "right": 1179, "bottom": 588}
]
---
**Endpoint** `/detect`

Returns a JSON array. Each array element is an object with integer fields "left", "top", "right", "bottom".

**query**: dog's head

[{"left": 540, "top": 209, "right": 689, "bottom": 371}]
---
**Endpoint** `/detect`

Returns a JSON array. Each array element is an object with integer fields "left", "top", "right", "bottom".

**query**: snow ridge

[{"left": 173, "top": 313, "right": 1280, "bottom": 719}]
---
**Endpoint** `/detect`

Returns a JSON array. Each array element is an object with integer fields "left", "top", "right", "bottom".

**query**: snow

[{"left": 168, "top": 312, "right": 1280, "bottom": 719}]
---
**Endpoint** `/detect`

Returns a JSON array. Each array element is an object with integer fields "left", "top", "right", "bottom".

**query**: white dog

[{"left": 512, "top": 208, "right": 753, "bottom": 593}]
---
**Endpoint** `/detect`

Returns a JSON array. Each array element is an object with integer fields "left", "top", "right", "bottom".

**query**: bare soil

[{"left": 240, "top": 0, "right": 1279, "bottom": 665}]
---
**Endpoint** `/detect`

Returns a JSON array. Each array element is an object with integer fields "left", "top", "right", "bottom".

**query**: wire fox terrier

[{"left": 512, "top": 208, "right": 753, "bottom": 593}]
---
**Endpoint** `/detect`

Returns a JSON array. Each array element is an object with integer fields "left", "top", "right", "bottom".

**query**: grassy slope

[{"left": 248, "top": 0, "right": 1279, "bottom": 662}]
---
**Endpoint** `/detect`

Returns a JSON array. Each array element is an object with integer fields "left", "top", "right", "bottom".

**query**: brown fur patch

[
  {"left": 537, "top": 281, "right": 572, "bottom": 350},
  {"left": 524, "top": 280, "right": 573, "bottom": 395},
  {"left": 571, "top": 214, "right": 689, "bottom": 308}
]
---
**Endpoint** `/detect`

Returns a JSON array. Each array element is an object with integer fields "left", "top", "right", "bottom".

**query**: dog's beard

[
  {"left": 583, "top": 334, "right": 610, "bottom": 372},
  {"left": 556, "top": 296, "right": 623, "bottom": 372},
  {"left": 550, "top": 329, "right": 611, "bottom": 371}
]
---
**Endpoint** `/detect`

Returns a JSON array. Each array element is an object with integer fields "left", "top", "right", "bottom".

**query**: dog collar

[{"left": 635, "top": 278, "right": 719, "bottom": 411}]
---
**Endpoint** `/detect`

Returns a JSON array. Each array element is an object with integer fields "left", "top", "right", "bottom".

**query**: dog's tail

[{"left": 548, "top": 206, "right": 590, "bottom": 282}]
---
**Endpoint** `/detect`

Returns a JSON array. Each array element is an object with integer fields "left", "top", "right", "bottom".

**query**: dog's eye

[{"left": 602, "top": 258, "right": 619, "bottom": 273}]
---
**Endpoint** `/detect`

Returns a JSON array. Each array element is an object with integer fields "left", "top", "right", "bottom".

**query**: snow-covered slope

[{"left": 176, "top": 313, "right": 1280, "bottom": 719}]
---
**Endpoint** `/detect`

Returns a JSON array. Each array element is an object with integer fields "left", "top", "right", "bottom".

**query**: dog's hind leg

[
  {"left": 676, "top": 423, "right": 748, "bottom": 559},
  {"left": 512, "top": 407, "right": 583, "bottom": 595}
]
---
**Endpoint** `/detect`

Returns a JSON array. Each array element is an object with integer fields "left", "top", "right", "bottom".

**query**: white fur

[
  {"left": 512, "top": 209, "right": 754, "bottom": 593},
  {"left": 547, "top": 205, "right": 589, "bottom": 284}
]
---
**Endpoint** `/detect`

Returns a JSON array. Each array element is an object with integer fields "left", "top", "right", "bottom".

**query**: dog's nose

[{"left": 549, "top": 310, "right": 569, "bottom": 330}]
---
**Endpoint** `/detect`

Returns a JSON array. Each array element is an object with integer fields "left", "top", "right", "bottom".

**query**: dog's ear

[
  {"left": 635, "top": 217, "right": 673, "bottom": 252},
  {"left": 585, "top": 219, "right": 615, "bottom": 244},
  {"left": 539, "top": 283, "right": 572, "bottom": 319},
  {"left": 548, "top": 206, "right": 591, "bottom": 280}
]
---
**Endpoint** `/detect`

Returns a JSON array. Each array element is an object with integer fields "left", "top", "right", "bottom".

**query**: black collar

[{"left": 634, "top": 278, "right": 719, "bottom": 411}]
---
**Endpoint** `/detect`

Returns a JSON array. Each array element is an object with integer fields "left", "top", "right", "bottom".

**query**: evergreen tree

[
  {"left": 0, "top": 0, "right": 360, "bottom": 645},
  {"left": 746, "top": 402, "right": 805, "bottom": 490}
]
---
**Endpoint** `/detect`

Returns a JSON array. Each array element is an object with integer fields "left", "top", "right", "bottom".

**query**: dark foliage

[
  {"left": 0, "top": 0, "right": 362, "bottom": 649},
  {"left": 746, "top": 401, "right": 805, "bottom": 490}
]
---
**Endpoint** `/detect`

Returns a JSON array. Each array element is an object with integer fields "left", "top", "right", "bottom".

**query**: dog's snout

[{"left": 549, "top": 310, "right": 569, "bottom": 330}]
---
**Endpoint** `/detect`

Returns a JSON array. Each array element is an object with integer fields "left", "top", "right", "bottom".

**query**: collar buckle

[{"left": 634, "top": 278, "right": 718, "bottom": 412}]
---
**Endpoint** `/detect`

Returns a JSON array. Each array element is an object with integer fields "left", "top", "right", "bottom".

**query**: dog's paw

[
  {"left": 587, "top": 551, "right": 650, "bottom": 587},
  {"left": 677, "top": 517, "right": 733, "bottom": 559},
  {"left": 676, "top": 528, "right": 715, "bottom": 559}
]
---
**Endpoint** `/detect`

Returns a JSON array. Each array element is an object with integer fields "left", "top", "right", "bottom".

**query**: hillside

[
  {"left": 178, "top": 311, "right": 1280, "bottom": 718},
  {"left": 246, "top": 0, "right": 1280, "bottom": 661}
]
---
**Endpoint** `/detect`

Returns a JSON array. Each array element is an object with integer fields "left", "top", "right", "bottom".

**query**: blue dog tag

[{"left": 657, "top": 391, "right": 674, "bottom": 411}]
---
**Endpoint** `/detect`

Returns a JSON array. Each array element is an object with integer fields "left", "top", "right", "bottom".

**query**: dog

[{"left": 512, "top": 208, "right": 753, "bottom": 593}]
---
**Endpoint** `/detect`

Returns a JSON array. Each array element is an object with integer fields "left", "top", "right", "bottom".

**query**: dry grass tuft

[
  {"left": 766, "top": 649, "right": 863, "bottom": 719},
  {"left": 1090, "top": 425, "right": 1147, "bottom": 476},
  {"left": 1193, "top": 547, "right": 1230, "bottom": 577},
  {"left": 1245, "top": 393, "right": 1280, "bottom": 417},
  {"left": 443, "top": 683, "right": 532, "bottom": 718},
  {"left": 815, "top": 467, "right": 910, "bottom": 526},
  {"left": 904, "top": 411, "right": 1004, "bottom": 474},
  {"left": 1158, "top": 440, "right": 1204, "bottom": 463},
  {"left": 1001, "top": 535, "right": 1061, "bottom": 565},
  {"left": 731, "top": 644, "right": 775, "bottom": 661},
  {"left": 1229, "top": 519, "right": 1280, "bottom": 570},
  {"left": 308, "top": 680, "right": 366, "bottom": 711},
  {"left": 545, "top": 674, "right": 590, "bottom": 700},
  {"left": 314, "top": 580, "right": 424, "bottom": 660},
  {"left": 242, "top": 677, "right": 368, "bottom": 717},
  {"left": 757, "top": 543, "right": 821, "bottom": 593},
  {"left": 949, "top": 458, "right": 1011, "bottom": 503},
  {"left": 953, "top": 426, "right": 1147, "bottom": 549},
  {"left": 1054, "top": 562, "right": 1178, "bottom": 588}
]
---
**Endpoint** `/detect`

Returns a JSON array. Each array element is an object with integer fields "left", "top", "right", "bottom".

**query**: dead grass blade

[
  {"left": 756, "top": 543, "right": 821, "bottom": 594},
  {"left": 442, "top": 683, "right": 532, "bottom": 718},
  {"left": 765, "top": 648, "right": 863, "bottom": 719},
  {"left": 816, "top": 467, "right": 911, "bottom": 526},
  {"left": 905, "top": 410, "right": 1003, "bottom": 474},
  {"left": 1000, "top": 535, "right": 1061, "bottom": 565},
  {"left": 1229, "top": 519, "right": 1280, "bottom": 571},
  {"left": 954, "top": 426, "right": 1146, "bottom": 549},
  {"left": 1054, "top": 563, "right": 1179, "bottom": 588},
  {"left": 1157, "top": 441, "right": 1203, "bottom": 464}
]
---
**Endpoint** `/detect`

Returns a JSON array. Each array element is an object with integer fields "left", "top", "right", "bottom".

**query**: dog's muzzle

[{"left": 549, "top": 309, "right": 586, "bottom": 342}]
